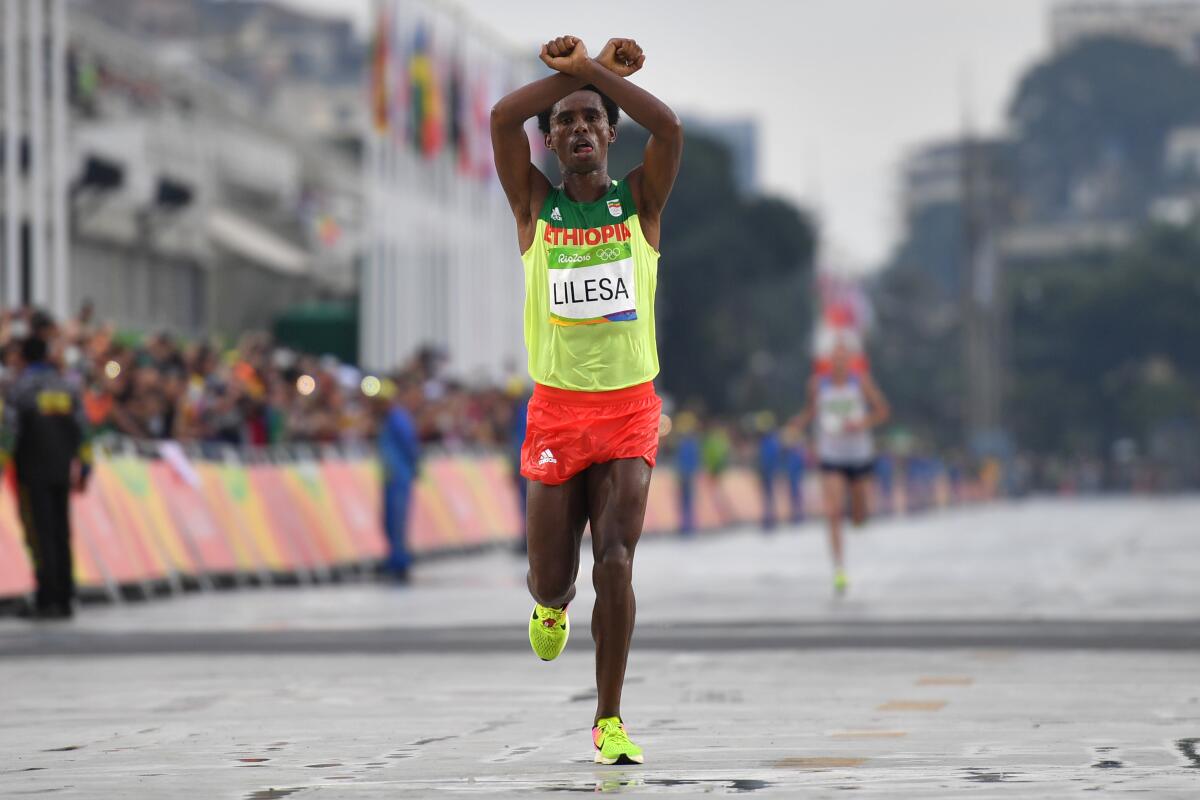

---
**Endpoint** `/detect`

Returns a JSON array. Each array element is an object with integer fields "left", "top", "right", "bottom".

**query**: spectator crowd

[{"left": 0, "top": 305, "right": 527, "bottom": 453}]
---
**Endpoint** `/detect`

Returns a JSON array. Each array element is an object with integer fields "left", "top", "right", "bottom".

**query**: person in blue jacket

[
  {"left": 783, "top": 422, "right": 806, "bottom": 524},
  {"left": 756, "top": 411, "right": 781, "bottom": 531},
  {"left": 674, "top": 412, "right": 701, "bottom": 536},
  {"left": 378, "top": 374, "right": 423, "bottom": 582}
]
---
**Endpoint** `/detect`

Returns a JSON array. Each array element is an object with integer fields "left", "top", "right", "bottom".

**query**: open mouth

[{"left": 571, "top": 138, "right": 595, "bottom": 156}]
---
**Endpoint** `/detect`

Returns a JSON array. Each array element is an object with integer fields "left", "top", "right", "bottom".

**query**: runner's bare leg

[
  {"left": 849, "top": 476, "right": 871, "bottom": 526},
  {"left": 822, "top": 471, "right": 847, "bottom": 568},
  {"left": 587, "top": 457, "right": 651, "bottom": 723},
  {"left": 526, "top": 474, "right": 590, "bottom": 609}
]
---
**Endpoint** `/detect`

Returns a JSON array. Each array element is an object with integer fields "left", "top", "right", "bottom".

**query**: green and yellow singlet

[{"left": 521, "top": 179, "right": 659, "bottom": 392}]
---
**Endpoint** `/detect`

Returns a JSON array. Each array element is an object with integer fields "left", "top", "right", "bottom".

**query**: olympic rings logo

[{"left": 594, "top": 247, "right": 622, "bottom": 260}]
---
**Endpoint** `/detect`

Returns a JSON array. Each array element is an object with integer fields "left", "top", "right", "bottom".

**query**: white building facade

[
  {"left": 2, "top": 0, "right": 72, "bottom": 316},
  {"left": 361, "top": 0, "right": 535, "bottom": 381}
]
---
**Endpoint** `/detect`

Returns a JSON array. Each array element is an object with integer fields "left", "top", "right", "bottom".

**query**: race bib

[{"left": 548, "top": 241, "right": 637, "bottom": 325}]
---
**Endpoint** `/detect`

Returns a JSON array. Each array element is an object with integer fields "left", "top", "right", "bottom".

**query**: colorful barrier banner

[
  {"left": 92, "top": 461, "right": 171, "bottom": 582},
  {"left": 0, "top": 482, "right": 34, "bottom": 598},
  {"left": 424, "top": 458, "right": 488, "bottom": 547},
  {"left": 198, "top": 462, "right": 282, "bottom": 573},
  {"left": 72, "top": 481, "right": 148, "bottom": 588},
  {"left": 0, "top": 445, "right": 981, "bottom": 601},
  {"left": 148, "top": 462, "right": 240, "bottom": 577},
  {"left": 461, "top": 457, "right": 522, "bottom": 543},
  {"left": 643, "top": 469, "right": 681, "bottom": 534},
  {"left": 247, "top": 463, "right": 325, "bottom": 571},
  {"left": 282, "top": 461, "right": 361, "bottom": 565},
  {"left": 102, "top": 456, "right": 196, "bottom": 578},
  {"left": 320, "top": 460, "right": 388, "bottom": 561},
  {"left": 410, "top": 469, "right": 461, "bottom": 553}
]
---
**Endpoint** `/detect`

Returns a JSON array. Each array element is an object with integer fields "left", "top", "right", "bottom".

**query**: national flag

[
  {"left": 408, "top": 23, "right": 445, "bottom": 157},
  {"left": 369, "top": 7, "right": 390, "bottom": 133},
  {"left": 470, "top": 74, "right": 494, "bottom": 180},
  {"left": 448, "top": 51, "right": 468, "bottom": 172},
  {"left": 388, "top": 7, "right": 406, "bottom": 139}
]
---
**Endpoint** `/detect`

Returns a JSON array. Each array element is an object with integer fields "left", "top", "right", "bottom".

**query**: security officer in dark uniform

[{"left": 1, "top": 335, "right": 91, "bottom": 620}]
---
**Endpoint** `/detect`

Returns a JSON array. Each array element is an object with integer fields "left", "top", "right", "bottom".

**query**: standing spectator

[
  {"left": 1, "top": 335, "right": 91, "bottom": 620},
  {"left": 875, "top": 450, "right": 895, "bottom": 515},
  {"left": 701, "top": 423, "right": 733, "bottom": 522},
  {"left": 783, "top": 421, "right": 807, "bottom": 523},
  {"left": 756, "top": 412, "right": 781, "bottom": 531},
  {"left": 378, "top": 374, "right": 423, "bottom": 583},
  {"left": 675, "top": 412, "right": 701, "bottom": 536}
]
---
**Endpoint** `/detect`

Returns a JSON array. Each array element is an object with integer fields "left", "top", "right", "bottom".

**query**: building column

[
  {"left": 49, "top": 0, "right": 69, "bottom": 318},
  {"left": 3, "top": 0, "right": 22, "bottom": 308},
  {"left": 26, "top": 0, "right": 47, "bottom": 307}
]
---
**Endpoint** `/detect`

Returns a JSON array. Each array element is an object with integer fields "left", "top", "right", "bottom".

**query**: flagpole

[
  {"left": 4, "top": 0, "right": 23, "bottom": 308},
  {"left": 28, "top": 0, "right": 48, "bottom": 307},
  {"left": 362, "top": 0, "right": 380, "bottom": 371},
  {"left": 50, "top": 0, "right": 69, "bottom": 318},
  {"left": 391, "top": 0, "right": 405, "bottom": 371}
]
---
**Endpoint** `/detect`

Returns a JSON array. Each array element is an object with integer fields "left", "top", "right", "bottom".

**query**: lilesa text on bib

[{"left": 547, "top": 240, "right": 637, "bottom": 326}]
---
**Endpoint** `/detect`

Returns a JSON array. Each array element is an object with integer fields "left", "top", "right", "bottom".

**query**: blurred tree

[
  {"left": 867, "top": 265, "right": 964, "bottom": 450},
  {"left": 607, "top": 127, "right": 817, "bottom": 414},
  {"left": 887, "top": 202, "right": 966, "bottom": 307},
  {"left": 1009, "top": 37, "right": 1200, "bottom": 222},
  {"left": 1008, "top": 225, "right": 1200, "bottom": 457}
]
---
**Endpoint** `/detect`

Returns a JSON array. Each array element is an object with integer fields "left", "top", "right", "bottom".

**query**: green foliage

[
  {"left": 609, "top": 127, "right": 817, "bottom": 414},
  {"left": 1010, "top": 37, "right": 1200, "bottom": 221},
  {"left": 1009, "top": 225, "right": 1200, "bottom": 454},
  {"left": 867, "top": 265, "right": 964, "bottom": 450},
  {"left": 888, "top": 201, "right": 966, "bottom": 304}
]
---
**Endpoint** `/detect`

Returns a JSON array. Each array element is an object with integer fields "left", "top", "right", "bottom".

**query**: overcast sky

[{"left": 280, "top": 0, "right": 1052, "bottom": 272}]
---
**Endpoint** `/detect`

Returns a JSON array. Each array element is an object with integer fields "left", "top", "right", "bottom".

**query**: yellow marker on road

[
  {"left": 877, "top": 700, "right": 947, "bottom": 711},
  {"left": 917, "top": 676, "right": 974, "bottom": 686}
]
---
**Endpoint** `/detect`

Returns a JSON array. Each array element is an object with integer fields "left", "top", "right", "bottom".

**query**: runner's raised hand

[
  {"left": 595, "top": 38, "right": 645, "bottom": 78},
  {"left": 539, "top": 35, "right": 590, "bottom": 76}
]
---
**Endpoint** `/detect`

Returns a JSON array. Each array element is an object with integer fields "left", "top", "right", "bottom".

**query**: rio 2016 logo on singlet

[{"left": 545, "top": 224, "right": 637, "bottom": 326}]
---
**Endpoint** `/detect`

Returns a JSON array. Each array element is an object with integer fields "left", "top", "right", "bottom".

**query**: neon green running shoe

[
  {"left": 593, "top": 717, "right": 644, "bottom": 765},
  {"left": 528, "top": 603, "right": 569, "bottom": 661},
  {"left": 833, "top": 567, "right": 849, "bottom": 595}
]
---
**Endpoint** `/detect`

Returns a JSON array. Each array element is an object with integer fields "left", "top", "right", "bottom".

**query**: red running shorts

[{"left": 520, "top": 381, "right": 662, "bottom": 486}]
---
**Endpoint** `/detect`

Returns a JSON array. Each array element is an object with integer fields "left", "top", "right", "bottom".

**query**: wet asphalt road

[
  {"left": 4, "top": 618, "right": 1200, "bottom": 657},
  {"left": 2, "top": 497, "right": 1199, "bottom": 797}
]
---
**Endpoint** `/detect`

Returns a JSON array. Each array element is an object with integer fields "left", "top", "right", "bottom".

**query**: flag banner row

[{"left": 370, "top": 0, "right": 531, "bottom": 180}]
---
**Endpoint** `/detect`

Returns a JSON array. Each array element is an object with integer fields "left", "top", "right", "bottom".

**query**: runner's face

[{"left": 545, "top": 91, "right": 614, "bottom": 174}]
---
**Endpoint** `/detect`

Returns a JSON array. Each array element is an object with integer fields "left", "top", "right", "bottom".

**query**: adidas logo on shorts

[{"left": 538, "top": 448, "right": 557, "bottom": 466}]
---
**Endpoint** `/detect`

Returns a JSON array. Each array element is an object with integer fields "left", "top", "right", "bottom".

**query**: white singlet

[{"left": 815, "top": 375, "right": 874, "bottom": 465}]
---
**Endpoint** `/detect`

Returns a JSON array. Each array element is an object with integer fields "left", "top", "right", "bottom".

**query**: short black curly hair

[{"left": 536, "top": 85, "right": 620, "bottom": 135}]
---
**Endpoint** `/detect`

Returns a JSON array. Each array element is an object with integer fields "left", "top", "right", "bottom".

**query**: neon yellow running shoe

[
  {"left": 528, "top": 603, "right": 569, "bottom": 661},
  {"left": 592, "top": 717, "right": 644, "bottom": 765},
  {"left": 833, "top": 567, "right": 849, "bottom": 595}
]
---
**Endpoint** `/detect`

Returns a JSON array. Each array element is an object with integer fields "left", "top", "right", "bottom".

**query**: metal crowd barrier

[{"left": 0, "top": 439, "right": 978, "bottom": 601}]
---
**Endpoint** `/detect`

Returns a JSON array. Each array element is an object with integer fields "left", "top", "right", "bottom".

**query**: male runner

[
  {"left": 794, "top": 340, "right": 889, "bottom": 594},
  {"left": 490, "top": 35, "right": 682, "bottom": 765}
]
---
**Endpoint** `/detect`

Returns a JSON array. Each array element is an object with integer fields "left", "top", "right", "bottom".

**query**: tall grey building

[{"left": 683, "top": 115, "right": 759, "bottom": 196}]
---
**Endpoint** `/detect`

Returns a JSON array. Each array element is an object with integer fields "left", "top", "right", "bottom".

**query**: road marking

[
  {"left": 774, "top": 757, "right": 867, "bottom": 769},
  {"left": 916, "top": 676, "right": 974, "bottom": 686},
  {"left": 829, "top": 730, "right": 907, "bottom": 739},
  {"left": 877, "top": 700, "right": 947, "bottom": 711}
]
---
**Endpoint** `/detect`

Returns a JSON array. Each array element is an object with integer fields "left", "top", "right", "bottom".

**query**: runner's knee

[
  {"left": 528, "top": 569, "right": 574, "bottom": 607},
  {"left": 592, "top": 542, "right": 633, "bottom": 587}
]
